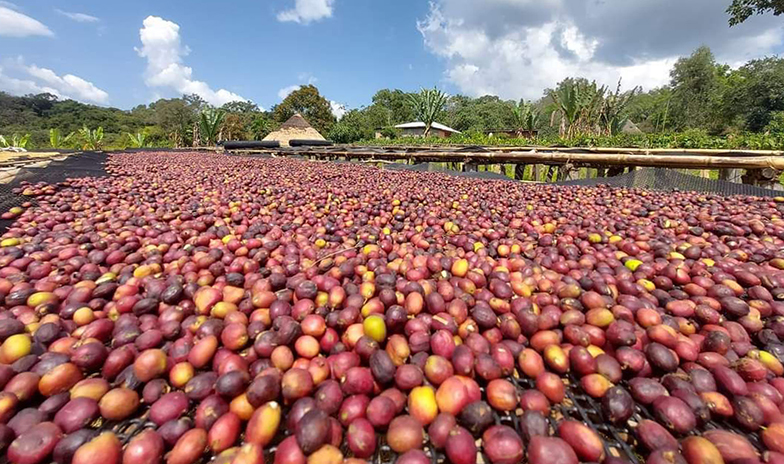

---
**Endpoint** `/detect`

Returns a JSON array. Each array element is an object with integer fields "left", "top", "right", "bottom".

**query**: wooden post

[{"left": 719, "top": 168, "right": 742, "bottom": 183}]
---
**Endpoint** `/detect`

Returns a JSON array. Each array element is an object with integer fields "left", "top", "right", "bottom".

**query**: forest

[{"left": 3, "top": 46, "right": 784, "bottom": 150}]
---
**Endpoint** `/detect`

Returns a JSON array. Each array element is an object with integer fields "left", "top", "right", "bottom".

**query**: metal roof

[{"left": 394, "top": 121, "right": 461, "bottom": 133}]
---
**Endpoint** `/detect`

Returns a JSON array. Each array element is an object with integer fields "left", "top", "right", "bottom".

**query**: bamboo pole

[
  {"left": 242, "top": 148, "right": 784, "bottom": 170},
  {"left": 350, "top": 144, "right": 784, "bottom": 157}
]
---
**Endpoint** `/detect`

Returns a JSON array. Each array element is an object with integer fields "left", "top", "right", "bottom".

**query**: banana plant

[
  {"left": 407, "top": 88, "right": 450, "bottom": 137},
  {"left": 512, "top": 101, "right": 540, "bottom": 134},
  {"left": 199, "top": 108, "right": 226, "bottom": 145},
  {"left": 126, "top": 131, "right": 148, "bottom": 148},
  {"left": 550, "top": 80, "right": 583, "bottom": 138},
  {"left": 0, "top": 134, "right": 31, "bottom": 149},
  {"left": 79, "top": 126, "right": 104, "bottom": 150},
  {"left": 600, "top": 79, "right": 640, "bottom": 135},
  {"left": 49, "top": 128, "right": 75, "bottom": 149}
]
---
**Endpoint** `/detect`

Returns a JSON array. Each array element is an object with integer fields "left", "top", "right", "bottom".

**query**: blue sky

[{"left": 2, "top": 0, "right": 784, "bottom": 114}]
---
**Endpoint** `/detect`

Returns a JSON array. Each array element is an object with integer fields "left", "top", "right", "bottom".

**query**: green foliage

[
  {"left": 668, "top": 46, "right": 728, "bottom": 131},
  {"left": 765, "top": 111, "right": 784, "bottom": 133},
  {"left": 511, "top": 101, "right": 539, "bottom": 132},
  {"left": 446, "top": 95, "right": 517, "bottom": 133},
  {"left": 626, "top": 87, "right": 673, "bottom": 132},
  {"left": 368, "top": 89, "right": 415, "bottom": 127},
  {"left": 126, "top": 131, "right": 148, "bottom": 148},
  {"left": 727, "top": 0, "right": 784, "bottom": 25},
  {"left": 727, "top": 57, "right": 784, "bottom": 131},
  {"left": 547, "top": 78, "right": 637, "bottom": 137},
  {"left": 199, "top": 109, "right": 226, "bottom": 145},
  {"left": 249, "top": 115, "right": 277, "bottom": 140},
  {"left": 0, "top": 133, "right": 31, "bottom": 149},
  {"left": 5, "top": 44, "right": 784, "bottom": 152},
  {"left": 356, "top": 129, "right": 784, "bottom": 151},
  {"left": 601, "top": 80, "right": 640, "bottom": 135},
  {"left": 221, "top": 101, "right": 263, "bottom": 141},
  {"left": 49, "top": 128, "right": 75, "bottom": 149},
  {"left": 548, "top": 78, "right": 611, "bottom": 137},
  {"left": 78, "top": 126, "right": 103, "bottom": 150},
  {"left": 328, "top": 109, "right": 372, "bottom": 143},
  {"left": 273, "top": 85, "right": 336, "bottom": 134},
  {"left": 407, "top": 88, "right": 450, "bottom": 136}
]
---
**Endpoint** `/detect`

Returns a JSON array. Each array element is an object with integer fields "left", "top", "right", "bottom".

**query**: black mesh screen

[
  {"left": 0, "top": 151, "right": 109, "bottom": 231},
  {"left": 555, "top": 167, "right": 782, "bottom": 197}
]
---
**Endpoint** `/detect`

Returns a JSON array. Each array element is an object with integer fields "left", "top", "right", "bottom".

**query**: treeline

[
  {"left": 3, "top": 46, "right": 784, "bottom": 150},
  {"left": 0, "top": 85, "right": 337, "bottom": 150},
  {"left": 334, "top": 47, "right": 784, "bottom": 145}
]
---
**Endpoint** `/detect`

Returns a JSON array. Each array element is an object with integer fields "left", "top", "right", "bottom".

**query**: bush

[{"left": 354, "top": 130, "right": 784, "bottom": 150}]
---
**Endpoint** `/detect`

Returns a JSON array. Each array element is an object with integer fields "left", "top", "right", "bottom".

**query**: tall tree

[
  {"left": 273, "top": 85, "right": 336, "bottom": 134},
  {"left": 369, "top": 89, "right": 416, "bottom": 126},
  {"left": 668, "top": 46, "right": 726, "bottom": 131},
  {"left": 727, "top": 0, "right": 784, "bottom": 25},
  {"left": 151, "top": 98, "right": 199, "bottom": 147},
  {"left": 328, "top": 109, "right": 372, "bottom": 143}
]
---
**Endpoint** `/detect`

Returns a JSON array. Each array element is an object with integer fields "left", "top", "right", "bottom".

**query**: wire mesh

[{"left": 555, "top": 167, "right": 783, "bottom": 197}]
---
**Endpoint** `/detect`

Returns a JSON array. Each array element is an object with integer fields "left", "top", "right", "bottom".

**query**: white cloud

[
  {"left": 0, "top": 66, "right": 57, "bottom": 96},
  {"left": 136, "top": 16, "right": 247, "bottom": 106},
  {"left": 55, "top": 9, "right": 99, "bottom": 23},
  {"left": 277, "top": 73, "right": 318, "bottom": 100},
  {"left": 418, "top": 0, "right": 784, "bottom": 100},
  {"left": 278, "top": 84, "right": 301, "bottom": 100},
  {"left": 330, "top": 100, "right": 346, "bottom": 120},
  {"left": 0, "top": 58, "right": 109, "bottom": 104},
  {"left": 25, "top": 64, "right": 109, "bottom": 104},
  {"left": 0, "top": 6, "right": 53, "bottom": 37},
  {"left": 277, "top": 0, "right": 334, "bottom": 24}
]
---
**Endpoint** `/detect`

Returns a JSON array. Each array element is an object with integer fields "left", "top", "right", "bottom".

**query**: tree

[
  {"left": 221, "top": 101, "right": 260, "bottom": 114},
  {"left": 445, "top": 95, "right": 516, "bottom": 133},
  {"left": 407, "top": 88, "right": 450, "bottom": 136},
  {"left": 369, "top": 89, "right": 415, "bottom": 126},
  {"left": 727, "top": 0, "right": 784, "bottom": 25},
  {"left": 199, "top": 109, "right": 225, "bottom": 145},
  {"left": 249, "top": 115, "right": 277, "bottom": 140},
  {"left": 668, "top": 47, "right": 727, "bottom": 131},
  {"left": 273, "top": 85, "right": 336, "bottom": 134},
  {"left": 328, "top": 109, "right": 373, "bottom": 143},
  {"left": 28, "top": 93, "right": 57, "bottom": 117},
  {"left": 151, "top": 98, "right": 198, "bottom": 147},
  {"left": 221, "top": 113, "right": 246, "bottom": 141},
  {"left": 725, "top": 57, "right": 784, "bottom": 131}
]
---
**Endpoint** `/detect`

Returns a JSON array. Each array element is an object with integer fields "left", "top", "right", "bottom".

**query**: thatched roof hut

[
  {"left": 263, "top": 113, "right": 325, "bottom": 147},
  {"left": 621, "top": 120, "right": 643, "bottom": 135}
]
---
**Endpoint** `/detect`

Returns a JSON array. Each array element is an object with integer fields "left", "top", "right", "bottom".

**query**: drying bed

[{"left": 0, "top": 151, "right": 783, "bottom": 464}]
